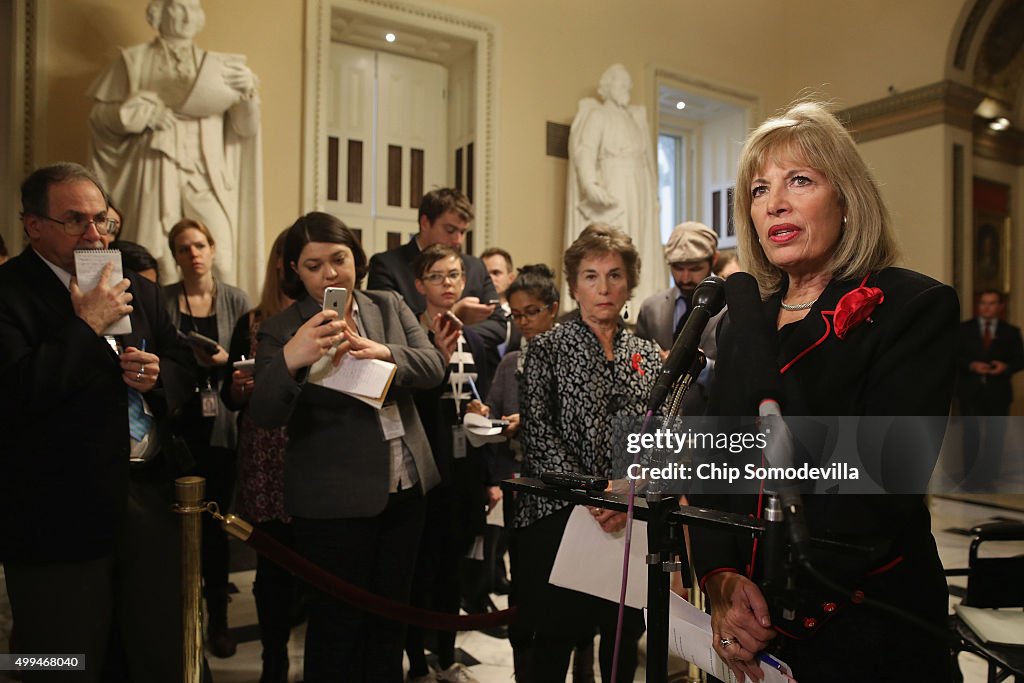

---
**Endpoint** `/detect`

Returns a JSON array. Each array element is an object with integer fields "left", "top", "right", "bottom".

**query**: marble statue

[
  {"left": 565, "top": 64, "right": 661, "bottom": 307},
  {"left": 87, "top": 0, "right": 264, "bottom": 294}
]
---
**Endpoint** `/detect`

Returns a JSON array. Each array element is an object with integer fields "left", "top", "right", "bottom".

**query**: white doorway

[
  {"left": 325, "top": 44, "right": 447, "bottom": 255},
  {"left": 303, "top": 0, "right": 498, "bottom": 255}
]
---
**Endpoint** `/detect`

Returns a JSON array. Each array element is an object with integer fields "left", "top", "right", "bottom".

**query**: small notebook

[
  {"left": 308, "top": 352, "right": 397, "bottom": 409},
  {"left": 74, "top": 249, "right": 131, "bottom": 335}
]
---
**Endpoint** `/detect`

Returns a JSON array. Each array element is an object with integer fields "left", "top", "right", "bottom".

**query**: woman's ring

[
  {"left": 719, "top": 637, "right": 735, "bottom": 648},
  {"left": 136, "top": 366, "right": 145, "bottom": 380}
]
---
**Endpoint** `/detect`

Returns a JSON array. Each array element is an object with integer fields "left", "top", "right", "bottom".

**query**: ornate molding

[
  {"left": 954, "top": 0, "right": 992, "bottom": 71},
  {"left": 839, "top": 81, "right": 986, "bottom": 143},
  {"left": 973, "top": 118, "right": 1024, "bottom": 165},
  {"left": 21, "top": 0, "right": 37, "bottom": 174}
]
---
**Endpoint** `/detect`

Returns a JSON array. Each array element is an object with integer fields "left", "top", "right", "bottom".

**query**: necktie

[
  {"left": 128, "top": 388, "right": 153, "bottom": 441},
  {"left": 673, "top": 304, "right": 691, "bottom": 341},
  {"left": 982, "top": 321, "right": 993, "bottom": 350}
]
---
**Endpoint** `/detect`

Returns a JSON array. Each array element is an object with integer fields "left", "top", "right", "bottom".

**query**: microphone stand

[{"left": 501, "top": 477, "right": 764, "bottom": 683}]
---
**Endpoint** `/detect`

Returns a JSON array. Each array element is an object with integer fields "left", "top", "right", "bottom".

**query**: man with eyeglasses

[
  {"left": 0, "top": 163, "right": 194, "bottom": 682},
  {"left": 368, "top": 188, "right": 508, "bottom": 363}
]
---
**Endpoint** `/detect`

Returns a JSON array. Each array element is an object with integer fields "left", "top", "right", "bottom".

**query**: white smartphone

[{"left": 322, "top": 287, "right": 349, "bottom": 316}]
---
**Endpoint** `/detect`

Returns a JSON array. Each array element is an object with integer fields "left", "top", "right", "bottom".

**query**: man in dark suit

[
  {"left": 957, "top": 289, "right": 1024, "bottom": 490},
  {"left": 635, "top": 221, "right": 718, "bottom": 350},
  {"left": 367, "top": 188, "right": 505, "bottom": 354},
  {"left": 0, "top": 163, "right": 194, "bottom": 682}
]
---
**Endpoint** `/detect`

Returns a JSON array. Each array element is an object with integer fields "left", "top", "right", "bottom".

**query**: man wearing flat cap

[{"left": 635, "top": 221, "right": 719, "bottom": 351}]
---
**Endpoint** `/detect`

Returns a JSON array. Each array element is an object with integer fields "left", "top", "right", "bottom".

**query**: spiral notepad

[{"left": 74, "top": 249, "right": 132, "bottom": 335}]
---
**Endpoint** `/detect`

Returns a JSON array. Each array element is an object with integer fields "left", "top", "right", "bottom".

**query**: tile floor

[{"left": 200, "top": 494, "right": 1024, "bottom": 683}]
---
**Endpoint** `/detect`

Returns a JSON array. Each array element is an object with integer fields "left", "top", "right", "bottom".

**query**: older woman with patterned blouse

[{"left": 514, "top": 224, "right": 661, "bottom": 683}]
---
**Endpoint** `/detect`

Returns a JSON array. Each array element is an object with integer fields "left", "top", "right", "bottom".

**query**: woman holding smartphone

[
  {"left": 249, "top": 212, "right": 444, "bottom": 683},
  {"left": 164, "top": 217, "right": 251, "bottom": 657}
]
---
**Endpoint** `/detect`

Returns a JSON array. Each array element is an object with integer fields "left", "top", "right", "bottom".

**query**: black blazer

[
  {"left": 0, "top": 248, "right": 194, "bottom": 562},
  {"left": 691, "top": 268, "right": 959, "bottom": 635},
  {"left": 367, "top": 237, "right": 507, "bottom": 351},
  {"left": 956, "top": 317, "right": 1024, "bottom": 409}
]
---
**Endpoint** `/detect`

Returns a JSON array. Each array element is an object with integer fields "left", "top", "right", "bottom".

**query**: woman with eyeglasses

[
  {"left": 164, "top": 217, "right": 251, "bottom": 658},
  {"left": 513, "top": 225, "right": 661, "bottom": 682},
  {"left": 477, "top": 264, "right": 561, "bottom": 552},
  {"left": 404, "top": 243, "right": 494, "bottom": 683}
]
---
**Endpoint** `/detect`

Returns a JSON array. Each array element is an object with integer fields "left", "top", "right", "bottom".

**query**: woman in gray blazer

[{"left": 249, "top": 212, "right": 444, "bottom": 683}]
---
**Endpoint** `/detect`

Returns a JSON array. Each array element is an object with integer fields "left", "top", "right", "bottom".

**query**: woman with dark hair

[
  {"left": 164, "top": 217, "right": 251, "bottom": 657},
  {"left": 249, "top": 212, "right": 444, "bottom": 683},
  {"left": 690, "top": 100, "right": 957, "bottom": 682},
  {"left": 110, "top": 240, "right": 160, "bottom": 283},
  {"left": 469, "top": 263, "right": 598, "bottom": 682},
  {"left": 220, "top": 227, "right": 295, "bottom": 683},
  {"left": 514, "top": 225, "right": 661, "bottom": 682}
]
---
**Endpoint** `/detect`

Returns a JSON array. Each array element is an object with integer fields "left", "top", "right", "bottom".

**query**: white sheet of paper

[
  {"left": 74, "top": 249, "right": 131, "bottom": 335},
  {"left": 548, "top": 505, "right": 648, "bottom": 609},
  {"left": 667, "top": 592, "right": 794, "bottom": 682}
]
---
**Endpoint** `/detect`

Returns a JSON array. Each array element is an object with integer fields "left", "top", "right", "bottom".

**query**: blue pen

[
  {"left": 140, "top": 338, "right": 147, "bottom": 352},
  {"left": 466, "top": 374, "right": 482, "bottom": 402},
  {"left": 758, "top": 652, "right": 785, "bottom": 673}
]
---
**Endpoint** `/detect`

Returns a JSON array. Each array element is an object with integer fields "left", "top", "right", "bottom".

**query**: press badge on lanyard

[
  {"left": 452, "top": 425, "right": 467, "bottom": 459},
  {"left": 378, "top": 402, "right": 405, "bottom": 440},
  {"left": 200, "top": 380, "right": 219, "bottom": 417}
]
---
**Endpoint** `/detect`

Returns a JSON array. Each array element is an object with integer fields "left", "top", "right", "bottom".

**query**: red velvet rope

[{"left": 243, "top": 524, "right": 517, "bottom": 631}]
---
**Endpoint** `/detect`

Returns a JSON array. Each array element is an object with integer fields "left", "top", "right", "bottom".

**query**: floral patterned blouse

[
  {"left": 514, "top": 317, "right": 661, "bottom": 528},
  {"left": 227, "top": 310, "right": 290, "bottom": 524}
]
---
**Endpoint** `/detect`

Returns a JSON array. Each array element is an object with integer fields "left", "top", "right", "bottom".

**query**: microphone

[
  {"left": 759, "top": 402, "right": 811, "bottom": 580},
  {"left": 723, "top": 273, "right": 811, "bottom": 581},
  {"left": 724, "top": 273, "right": 781, "bottom": 411},
  {"left": 646, "top": 276, "right": 725, "bottom": 414}
]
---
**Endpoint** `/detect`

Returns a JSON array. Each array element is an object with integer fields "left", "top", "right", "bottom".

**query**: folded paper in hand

[
  {"left": 668, "top": 592, "right": 794, "bottom": 682},
  {"left": 74, "top": 249, "right": 131, "bottom": 335},
  {"left": 549, "top": 505, "right": 648, "bottom": 609},
  {"left": 308, "top": 352, "right": 396, "bottom": 409},
  {"left": 462, "top": 412, "right": 506, "bottom": 447}
]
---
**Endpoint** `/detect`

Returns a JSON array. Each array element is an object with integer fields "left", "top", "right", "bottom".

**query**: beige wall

[
  {"left": 35, "top": 0, "right": 304, "bottom": 247},
  {"left": 33, "top": 0, "right": 975, "bottom": 285},
  {"left": 860, "top": 125, "right": 954, "bottom": 283},
  {"left": 777, "top": 0, "right": 966, "bottom": 108}
]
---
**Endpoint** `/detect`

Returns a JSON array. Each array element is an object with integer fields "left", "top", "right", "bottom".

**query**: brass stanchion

[{"left": 175, "top": 476, "right": 206, "bottom": 683}]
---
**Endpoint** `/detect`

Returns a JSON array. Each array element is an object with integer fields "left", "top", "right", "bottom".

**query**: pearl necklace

[{"left": 780, "top": 298, "right": 818, "bottom": 311}]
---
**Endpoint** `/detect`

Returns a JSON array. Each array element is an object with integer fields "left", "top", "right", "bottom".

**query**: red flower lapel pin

[
  {"left": 631, "top": 352, "right": 645, "bottom": 376},
  {"left": 833, "top": 278, "right": 884, "bottom": 340}
]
